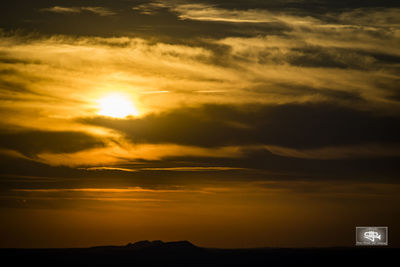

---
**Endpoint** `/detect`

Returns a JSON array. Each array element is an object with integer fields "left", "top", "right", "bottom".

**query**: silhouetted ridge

[
  {"left": 125, "top": 240, "right": 164, "bottom": 249},
  {"left": 124, "top": 240, "right": 198, "bottom": 251}
]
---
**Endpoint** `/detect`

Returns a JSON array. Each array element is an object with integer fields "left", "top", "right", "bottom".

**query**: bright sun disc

[{"left": 98, "top": 93, "right": 139, "bottom": 118}]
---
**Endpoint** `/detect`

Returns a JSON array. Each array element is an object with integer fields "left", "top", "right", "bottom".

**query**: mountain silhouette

[
  {"left": 92, "top": 240, "right": 200, "bottom": 252},
  {"left": 124, "top": 240, "right": 199, "bottom": 250}
]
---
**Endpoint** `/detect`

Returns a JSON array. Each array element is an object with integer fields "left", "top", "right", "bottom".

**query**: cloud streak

[
  {"left": 41, "top": 6, "right": 116, "bottom": 16},
  {"left": 81, "top": 166, "right": 245, "bottom": 172}
]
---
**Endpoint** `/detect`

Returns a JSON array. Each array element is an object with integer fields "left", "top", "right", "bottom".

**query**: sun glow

[{"left": 98, "top": 93, "right": 139, "bottom": 118}]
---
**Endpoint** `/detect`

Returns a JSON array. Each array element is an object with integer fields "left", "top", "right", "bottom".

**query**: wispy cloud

[
  {"left": 14, "top": 187, "right": 188, "bottom": 193},
  {"left": 167, "top": 3, "right": 400, "bottom": 31},
  {"left": 41, "top": 6, "right": 116, "bottom": 16},
  {"left": 80, "top": 166, "right": 138, "bottom": 172},
  {"left": 12, "top": 181, "right": 400, "bottom": 199},
  {"left": 171, "top": 3, "right": 276, "bottom": 23},
  {"left": 263, "top": 144, "right": 400, "bottom": 160},
  {"left": 41, "top": 6, "right": 82, "bottom": 14},
  {"left": 34, "top": 144, "right": 243, "bottom": 167},
  {"left": 132, "top": 2, "right": 169, "bottom": 15},
  {"left": 80, "top": 166, "right": 245, "bottom": 172},
  {"left": 140, "top": 167, "right": 246, "bottom": 171}
]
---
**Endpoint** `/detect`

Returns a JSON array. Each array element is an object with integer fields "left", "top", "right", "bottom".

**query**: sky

[{"left": 0, "top": 0, "right": 399, "bottom": 248}]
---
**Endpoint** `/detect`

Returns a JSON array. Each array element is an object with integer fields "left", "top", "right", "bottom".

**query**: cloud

[
  {"left": 337, "top": 8, "right": 400, "bottom": 28},
  {"left": 41, "top": 6, "right": 82, "bottom": 14},
  {"left": 132, "top": 2, "right": 170, "bottom": 15},
  {"left": 263, "top": 143, "right": 400, "bottom": 160},
  {"left": 164, "top": 3, "right": 400, "bottom": 70},
  {"left": 82, "top": 103, "right": 400, "bottom": 150},
  {"left": 164, "top": 0, "right": 400, "bottom": 44},
  {"left": 80, "top": 166, "right": 138, "bottom": 172},
  {"left": 81, "top": 166, "right": 245, "bottom": 172},
  {"left": 171, "top": 3, "right": 276, "bottom": 23},
  {"left": 0, "top": 130, "right": 105, "bottom": 156},
  {"left": 41, "top": 6, "right": 116, "bottom": 16},
  {"left": 167, "top": 2, "right": 400, "bottom": 30},
  {"left": 140, "top": 167, "right": 246, "bottom": 171},
  {"left": 1, "top": 32, "right": 399, "bottom": 124},
  {"left": 34, "top": 144, "right": 244, "bottom": 167},
  {"left": 13, "top": 187, "right": 192, "bottom": 193},
  {"left": 8, "top": 180, "right": 400, "bottom": 208}
]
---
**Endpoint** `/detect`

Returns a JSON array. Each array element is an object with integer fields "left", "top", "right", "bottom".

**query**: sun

[{"left": 97, "top": 93, "right": 139, "bottom": 118}]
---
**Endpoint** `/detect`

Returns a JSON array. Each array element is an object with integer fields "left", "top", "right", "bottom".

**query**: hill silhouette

[
  {"left": 0, "top": 240, "right": 398, "bottom": 266},
  {"left": 92, "top": 240, "right": 200, "bottom": 251}
]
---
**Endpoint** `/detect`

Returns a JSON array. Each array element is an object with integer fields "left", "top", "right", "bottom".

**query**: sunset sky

[{"left": 1, "top": 0, "right": 399, "bottom": 248}]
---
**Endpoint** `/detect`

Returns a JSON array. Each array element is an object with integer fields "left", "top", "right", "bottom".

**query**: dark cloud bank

[
  {"left": 84, "top": 102, "right": 400, "bottom": 149},
  {"left": 0, "top": 130, "right": 104, "bottom": 156}
]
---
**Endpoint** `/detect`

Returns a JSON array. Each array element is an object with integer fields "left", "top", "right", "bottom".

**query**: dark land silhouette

[{"left": 1, "top": 240, "right": 398, "bottom": 266}]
